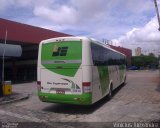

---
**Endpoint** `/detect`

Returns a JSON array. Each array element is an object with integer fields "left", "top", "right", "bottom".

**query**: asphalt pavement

[{"left": 0, "top": 70, "right": 159, "bottom": 128}]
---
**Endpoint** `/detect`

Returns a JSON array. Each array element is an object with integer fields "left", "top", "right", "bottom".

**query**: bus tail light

[
  {"left": 37, "top": 81, "right": 41, "bottom": 91},
  {"left": 82, "top": 82, "right": 91, "bottom": 93}
]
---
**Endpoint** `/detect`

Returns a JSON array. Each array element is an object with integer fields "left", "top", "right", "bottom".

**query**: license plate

[{"left": 56, "top": 90, "right": 65, "bottom": 94}]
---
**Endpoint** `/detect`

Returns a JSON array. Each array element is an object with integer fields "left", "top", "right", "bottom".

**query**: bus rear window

[
  {"left": 52, "top": 47, "right": 68, "bottom": 56},
  {"left": 41, "top": 41, "right": 82, "bottom": 61}
]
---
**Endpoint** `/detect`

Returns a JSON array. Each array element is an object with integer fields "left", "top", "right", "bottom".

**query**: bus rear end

[{"left": 37, "top": 37, "right": 92, "bottom": 105}]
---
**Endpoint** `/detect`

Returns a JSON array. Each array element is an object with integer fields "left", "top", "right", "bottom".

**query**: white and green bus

[{"left": 37, "top": 37, "right": 126, "bottom": 105}]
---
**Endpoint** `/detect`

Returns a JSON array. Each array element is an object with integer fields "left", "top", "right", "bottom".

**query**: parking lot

[{"left": 0, "top": 70, "right": 159, "bottom": 126}]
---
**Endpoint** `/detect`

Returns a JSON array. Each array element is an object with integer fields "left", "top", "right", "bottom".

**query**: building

[
  {"left": 0, "top": 18, "right": 132, "bottom": 83},
  {"left": 109, "top": 45, "right": 132, "bottom": 66},
  {"left": 0, "top": 18, "right": 71, "bottom": 83},
  {"left": 135, "top": 47, "right": 142, "bottom": 56}
]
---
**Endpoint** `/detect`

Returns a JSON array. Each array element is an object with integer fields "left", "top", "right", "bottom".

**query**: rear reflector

[
  {"left": 82, "top": 82, "right": 90, "bottom": 86},
  {"left": 37, "top": 81, "right": 41, "bottom": 85},
  {"left": 82, "top": 82, "right": 91, "bottom": 93}
]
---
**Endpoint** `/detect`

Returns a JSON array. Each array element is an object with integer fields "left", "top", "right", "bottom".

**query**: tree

[
  {"left": 148, "top": 53, "right": 155, "bottom": 57},
  {"left": 131, "top": 55, "right": 159, "bottom": 69}
]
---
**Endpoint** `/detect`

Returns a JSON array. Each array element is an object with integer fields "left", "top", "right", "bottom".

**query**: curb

[{"left": 0, "top": 94, "right": 30, "bottom": 105}]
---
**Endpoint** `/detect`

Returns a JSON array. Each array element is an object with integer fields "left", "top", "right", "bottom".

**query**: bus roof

[
  {"left": 40, "top": 36, "right": 88, "bottom": 44},
  {"left": 40, "top": 36, "right": 126, "bottom": 57},
  {"left": 90, "top": 38, "right": 126, "bottom": 57}
]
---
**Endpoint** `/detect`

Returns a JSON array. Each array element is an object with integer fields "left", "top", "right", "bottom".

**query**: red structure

[
  {"left": 109, "top": 45, "right": 132, "bottom": 66},
  {"left": 0, "top": 18, "right": 71, "bottom": 44},
  {"left": 0, "top": 18, "right": 71, "bottom": 83},
  {"left": 0, "top": 18, "right": 132, "bottom": 83}
]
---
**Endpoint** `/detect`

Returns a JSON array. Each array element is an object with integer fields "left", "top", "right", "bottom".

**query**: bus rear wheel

[{"left": 123, "top": 75, "right": 127, "bottom": 85}]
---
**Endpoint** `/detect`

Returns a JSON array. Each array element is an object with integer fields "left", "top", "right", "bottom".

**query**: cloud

[
  {"left": 33, "top": 5, "right": 77, "bottom": 25},
  {"left": 123, "top": 0, "right": 154, "bottom": 14},
  {"left": 0, "top": 0, "right": 155, "bottom": 25},
  {"left": 112, "top": 17, "right": 160, "bottom": 56},
  {"left": 0, "top": 0, "right": 14, "bottom": 12},
  {"left": 0, "top": 0, "right": 159, "bottom": 56},
  {"left": 30, "top": 0, "right": 112, "bottom": 26}
]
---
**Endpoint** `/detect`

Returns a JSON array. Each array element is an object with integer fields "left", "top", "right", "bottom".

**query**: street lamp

[
  {"left": 2, "top": 30, "right": 7, "bottom": 85},
  {"left": 2, "top": 30, "right": 7, "bottom": 84},
  {"left": 0, "top": 30, "right": 7, "bottom": 97}
]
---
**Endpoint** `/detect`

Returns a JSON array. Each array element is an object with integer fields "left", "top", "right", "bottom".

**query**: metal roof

[
  {"left": 0, "top": 18, "right": 71, "bottom": 44},
  {"left": 0, "top": 43, "right": 22, "bottom": 57}
]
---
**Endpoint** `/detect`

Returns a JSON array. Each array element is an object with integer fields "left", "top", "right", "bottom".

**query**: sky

[{"left": 0, "top": 0, "right": 160, "bottom": 56}]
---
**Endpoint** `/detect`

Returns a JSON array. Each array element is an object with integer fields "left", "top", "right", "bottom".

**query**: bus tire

[
  {"left": 108, "top": 84, "right": 113, "bottom": 100},
  {"left": 123, "top": 75, "right": 127, "bottom": 85}
]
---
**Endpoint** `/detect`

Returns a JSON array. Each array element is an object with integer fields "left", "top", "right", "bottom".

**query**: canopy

[{"left": 0, "top": 43, "right": 22, "bottom": 57}]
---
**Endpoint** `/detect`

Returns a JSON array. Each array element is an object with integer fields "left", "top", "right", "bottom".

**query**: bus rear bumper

[{"left": 38, "top": 92, "right": 92, "bottom": 105}]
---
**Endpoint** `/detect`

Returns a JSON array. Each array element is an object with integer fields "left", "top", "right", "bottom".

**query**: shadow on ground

[
  {"left": 156, "top": 84, "right": 160, "bottom": 92},
  {"left": 42, "top": 83, "right": 126, "bottom": 114},
  {"left": 155, "top": 70, "right": 160, "bottom": 92}
]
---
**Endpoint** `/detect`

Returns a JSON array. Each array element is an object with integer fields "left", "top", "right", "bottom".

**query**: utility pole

[
  {"left": 2, "top": 30, "right": 7, "bottom": 84},
  {"left": 0, "top": 30, "right": 7, "bottom": 97},
  {"left": 153, "top": 0, "right": 160, "bottom": 31}
]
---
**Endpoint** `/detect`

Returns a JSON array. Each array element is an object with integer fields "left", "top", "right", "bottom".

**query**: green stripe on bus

[
  {"left": 42, "top": 60, "right": 82, "bottom": 64},
  {"left": 97, "top": 66, "right": 109, "bottom": 95},
  {"left": 119, "top": 65, "right": 125, "bottom": 83},
  {"left": 38, "top": 92, "right": 92, "bottom": 105}
]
